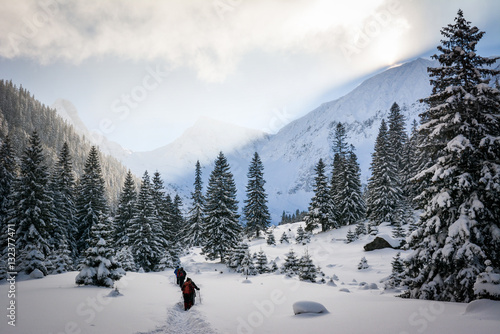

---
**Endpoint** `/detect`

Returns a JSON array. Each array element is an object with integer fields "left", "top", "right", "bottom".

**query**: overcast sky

[{"left": 1, "top": 0, "right": 499, "bottom": 151}]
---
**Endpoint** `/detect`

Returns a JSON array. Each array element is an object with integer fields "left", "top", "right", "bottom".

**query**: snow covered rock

[
  {"left": 364, "top": 234, "right": 404, "bottom": 251},
  {"left": 30, "top": 269, "right": 44, "bottom": 279},
  {"left": 292, "top": 301, "right": 329, "bottom": 315}
]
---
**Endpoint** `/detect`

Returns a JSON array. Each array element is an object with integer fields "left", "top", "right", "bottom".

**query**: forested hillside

[{"left": 0, "top": 80, "right": 129, "bottom": 208}]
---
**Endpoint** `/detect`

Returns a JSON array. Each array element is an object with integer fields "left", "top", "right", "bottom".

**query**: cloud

[{"left": 0, "top": 0, "right": 416, "bottom": 82}]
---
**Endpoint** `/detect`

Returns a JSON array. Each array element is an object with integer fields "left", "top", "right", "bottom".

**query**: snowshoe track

[{"left": 137, "top": 301, "right": 218, "bottom": 334}]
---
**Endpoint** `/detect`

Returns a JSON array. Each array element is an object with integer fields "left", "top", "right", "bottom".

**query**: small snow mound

[
  {"left": 241, "top": 279, "right": 252, "bottom": 284},
  {"left": 108, "top": 288, "right": 123, "bottom": 297},
  {"left": 339, "top": 288, "right": 351, "bottom": 293},
  {"left": 327, "top": 279, "right": 337, "bottom": 287},
  {"left": 293, "top": 301, "right": 329, "bottom": 315},
  {"left": 30, "top": 269, "right": 44, "bottom": 279},
  {"left": 464, "top": 299, "right": 500, "bottom": 320}
]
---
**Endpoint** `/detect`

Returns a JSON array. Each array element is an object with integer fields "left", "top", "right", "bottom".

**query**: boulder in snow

[
  {"left": 293, "top": 301, "right": 329, "bottom": 315},
  {"left": 364, "top": 235, "right": 404, "bottom": 251},
  {"left": 30, "top": 269, "right": 45, "bottom": 279}
]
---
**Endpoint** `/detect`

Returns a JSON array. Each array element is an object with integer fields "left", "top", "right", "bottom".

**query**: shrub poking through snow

[{"left": 358, "top": 257, "right": 369, "bottom": 270}]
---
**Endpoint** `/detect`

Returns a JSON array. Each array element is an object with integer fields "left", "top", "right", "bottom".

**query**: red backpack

[{"left": 183, "top": 281, "right": 194, "bottom": 294}]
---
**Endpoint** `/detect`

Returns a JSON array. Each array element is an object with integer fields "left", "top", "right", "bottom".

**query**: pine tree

[
  {"left": 355, "top": 221, "right": 366, "bottom": 237},
  {"left": 151, "top": 172, "right": 179, "bottom": 265},
  {"left": 366, "top": 120, "right": 402, "bottom": 225},
  {"left": 387, "top": 102, "right": 407, "bottom": 178},
  {"left": 0, "top": 136, "right": 16, "bottom": 224},
  {"left": 128, "top": 171, "right": 165, "bottom": 272},
  {"left": 392, "top": 220, "right": 406, "bottom": 239},
  {"left": 7, "top": 132, "right": 54, "bottom": 275},
  {"left": 404, "top": 10, "right": 500, "bottom": 302},
  {"left": 0, "top": 137, "right": 17, "bottom": 279},
  {"left": 305, "top": 158, "right": 330, "bottom": 232},
  {"left": 279, "top": 232, "right": 289, "bottom": 244},
  {"left": 240, "top": 249, "right": 257, "bottom": 278},
  {"left": 243, "top": 152, "right": 271, "bottom": 238},
  {"left": 115, "top": 246, "right": 136, "bottom": 272},
  {"left": 172, "top": 194, "right": 185, "bottom": 241},
  {"left": 202, "top": 152, "right": 241, "bottom": 262},
  {"left": 358, "top": 257, "right": 369, "bottom": 270},
  {"left": 298, "top": 249, "right": 317, "bottom": 282},
  {"left": 329, "top": 123, "right": 349, "bottom": 228},
  {"left": 345, "top": 228, "right": 357, "bottom": 243},
  {"left": 75, "top": 213, "right": 124, "bottom": 287},
  {"left": 266, "top": 230, "right": 276, "bottom": 246},
  {"left": 295, "top": 226, "right": 309, "bottom": 245},
  {"left": 340, "top": 148, "right": 366, "bottom": 225},
  {"left": 385, "top": 252, "right": 405, "bottom": 290},
  {"left": 255, "top": 249, "right": 269, "bottom": 274},
  {"left": 401, "top": 120, "right": 420, "bottom": 208},
  {"left": 75, "top": 146, "right": 108, "bottom": 256},
  {"left": 114, "top": 170, "right": 137, "bottom": 248},
  {"left": 49, "top": 142, "right": 77, "bottom": 269},
  {"left": 227, "top": 242, "right": 249, "bottom": 272},
  {"left": 280, "top": 249, "right": 300, "bottom": 276},
  {"left": 185, "top": 161, "right": 206, "bottom": 247}
]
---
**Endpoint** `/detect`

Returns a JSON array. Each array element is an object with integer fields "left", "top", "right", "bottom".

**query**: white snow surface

[{"left": 1, "top": 222, "right": 499, "bottom": 334}]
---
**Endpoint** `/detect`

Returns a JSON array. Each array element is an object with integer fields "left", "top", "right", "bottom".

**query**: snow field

[{"left": 1, "top": 222, "right": 499, "bottom": 334}]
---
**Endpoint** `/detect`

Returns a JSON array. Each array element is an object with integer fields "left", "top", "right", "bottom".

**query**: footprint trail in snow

[{"left": 137, "top": 301, "right": 218, "bottom": 334}]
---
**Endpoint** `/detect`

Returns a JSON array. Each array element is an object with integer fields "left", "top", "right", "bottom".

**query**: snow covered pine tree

[{"left": 403, "top": 10, "right": 500, "bottom": 302}]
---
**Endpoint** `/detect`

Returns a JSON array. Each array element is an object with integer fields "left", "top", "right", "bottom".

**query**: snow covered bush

[
  {"left": 474, "top": 261, "right": 500, "bottom": 301},
  {"left": 358, "top": 257, "right": 369, "bottom": 270}
]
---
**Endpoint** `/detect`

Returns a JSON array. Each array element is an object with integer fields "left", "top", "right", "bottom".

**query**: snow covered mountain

[
  {"left": 51, "top": 99, "right": 132, "bottom": 160},
  {"left": 249, "top": 58, "right": 437, "bottom": 218},
  {"left": 52, "top": 58, "right": 441, "bottom": 221}
]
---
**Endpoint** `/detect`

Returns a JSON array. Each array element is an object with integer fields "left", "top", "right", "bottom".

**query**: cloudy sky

[{"left": 1, "top": 0, "right": 499, "bottom": 151}]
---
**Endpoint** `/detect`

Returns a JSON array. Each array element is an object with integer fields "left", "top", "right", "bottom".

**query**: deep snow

[{"left": 1, "top": 222, "right": 499, "bottom": 334}]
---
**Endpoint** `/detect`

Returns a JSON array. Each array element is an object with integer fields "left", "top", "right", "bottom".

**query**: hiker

[
  {"left": 190, "top": 278, "right": 200, "bottom": 306},
  {"left": 181, "top": 277, "right": 200, "bottom": 311},
  {"left": 175, "top": 267, "right": 186, "bottom": 288}
]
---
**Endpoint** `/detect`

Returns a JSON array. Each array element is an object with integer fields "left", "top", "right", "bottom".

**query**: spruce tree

[
  {"left": 345, "top": 228, "right": 357, "bottom": 243},
  {"left": 243, "top": 152, "right": 271, "bottom": 238},
  {"left": 7, "top": 132, "right": 54, "bottom": 275},
  {"left": 340, "top": 147, "right": 366, "bottom": 225},
  {"left": 241, "top": 249, "right": 257, "bottom": 278},
  {"left": 227, "top": 241, "right": 249, "bottom": 272},
  {"left": 366, "top": 120, "right": 402, "bottom": 225},
  {"left": 304, "top": 158, "right": 330, "bottom": 232},
  {"left": 385, "top": 252, "right": 405, "bottom": 290},
  {"left": 202, "top": 152, "right": 241, "bottom": 262},
  {"left": 404, "top": 10, "right": 500, "bottom": 302},
  {"left": 266, "top": 230, "right": 276, "bottom": 246},
  {"left": 401, "top": 120, "right": 420, "bottom": 208},
  {"left": 298, "top": 249, "right": 317, "bottom": 282},
  {"left": 387, "top": 102, "right": 407, "bottom": 178},
  {"left": 255, "top": 249, "right": 269, "bottom": 274},
  {"left": 75, "top": 146, "right": 108, "bottom": 256},
  {"left": 75, "top": 213, "right": 124, "bottom": 287},
  {"left": 128, "top": 171, "right": 165, "bottom": 272},
  {"left": 280, "top": 249, "right": 300, "bottom": 276},
  {"left": 185, "top": 161, "right": 206, "bottom": 247},
  {"left": 49, "top": 142, "right": 77, "bottom": 269},
  {"left": 279, "top": 232, "right": 289, "bottom": 244},
  {"left": 114, "top": 170, "right": 137, "bottom": 248},
  {"left": 0, "top": 137, "right": 17, "bottom": 279}
]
